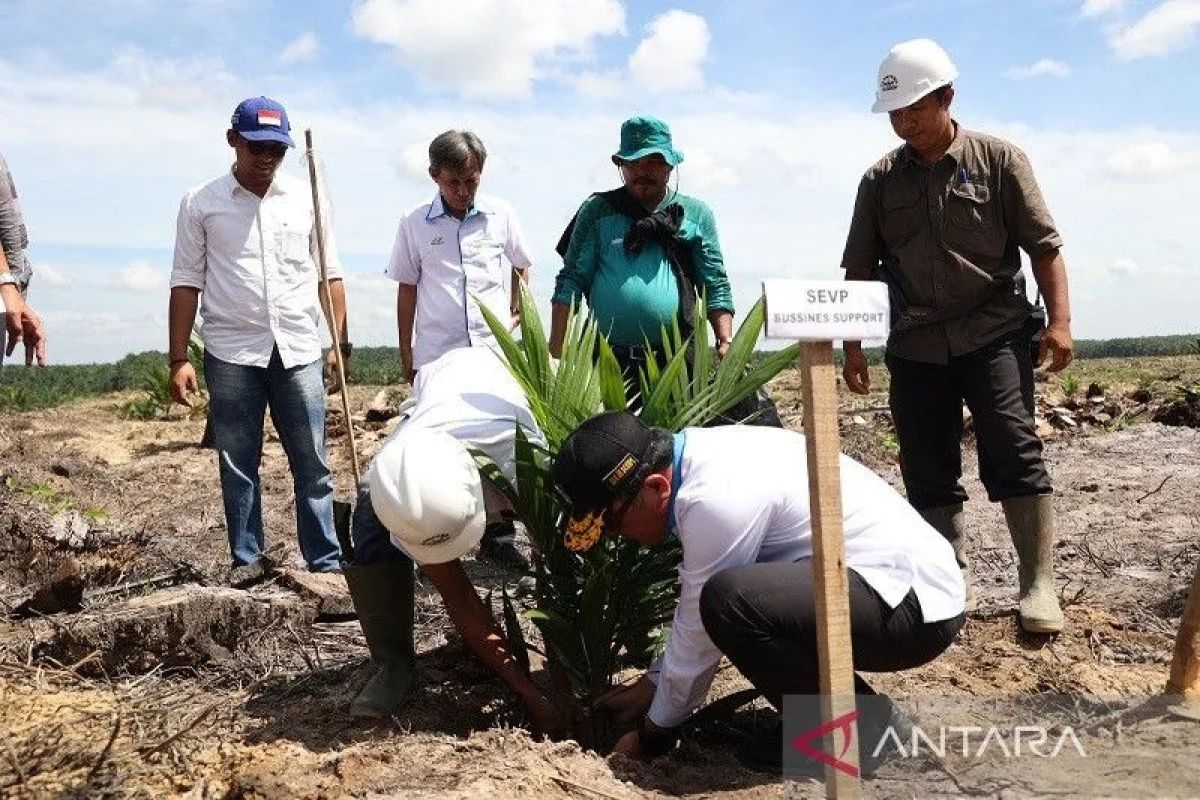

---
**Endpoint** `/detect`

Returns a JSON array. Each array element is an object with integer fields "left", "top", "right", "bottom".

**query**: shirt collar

[
  {"left": 226, "top": 167, "right": 286, "bottom": 198},
  {"left": 667, "top": 431, "right": 687, "bottom": 535},
  {"left": 898, "top": 119, "right": 963, "bottom": 169},
  {"left": 427, "top": 192, "right": 491, "bottom": 221}
]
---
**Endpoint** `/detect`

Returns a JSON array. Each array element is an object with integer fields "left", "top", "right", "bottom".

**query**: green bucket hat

[{"left": 611, "top": 115, "right": 684, "bottom": 166}]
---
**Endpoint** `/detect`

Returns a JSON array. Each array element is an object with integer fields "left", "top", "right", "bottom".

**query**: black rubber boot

[{"left": 343, "top": 557, "right": 416, "bottom": 717}]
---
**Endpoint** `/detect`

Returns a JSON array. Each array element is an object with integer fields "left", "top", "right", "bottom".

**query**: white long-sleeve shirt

[
  {"left": 170, "top": 170, "right": 343, "bottom": 368},
  {"left": 647, "top": 425, "right": 966, "bottom": 728},
  {"left": 386, "top": 346, "right": 543, "bottom": 486}
]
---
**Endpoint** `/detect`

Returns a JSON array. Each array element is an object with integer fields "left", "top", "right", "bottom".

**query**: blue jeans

[{"left": 205, "top": 348, "right": 341, "bottom": 571}]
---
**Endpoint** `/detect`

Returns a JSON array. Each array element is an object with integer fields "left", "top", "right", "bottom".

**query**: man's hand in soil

[
  {"left": 611, "top": 716, "right": 677, "bottom": 761},
  {"left": 170, "top": 361, "right": 199, "bottom": 407},
  {"left": 1, "top": 285, "right": 47, "bottom": 366},
  {"left": 842, "top": 341, "right": 871, "bottom": 394},
  {"left": 593, "top": 673, "right": 655, "bottom": 726},
  {"left": 1037, "top": 322, "right": 1074, "bottom": 373}
]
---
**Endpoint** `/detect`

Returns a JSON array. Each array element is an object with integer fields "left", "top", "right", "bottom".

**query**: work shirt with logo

[
  {"left": 171, "top": 171, "right": 343, "bottom": 369},
  {"left": 840, "top": 125, "right": 1063, "bottom": 364},
  {"left": 0, "top": 150, "right": 31, "bottom": 287},
  {"left": 386, "top": 193, "right": 532, "bottom": 372},
  {"left": 647, "top": 426, "right": 965, "bottom": 729},
  {"left": 551, "top": 191, "right": 734, "bottom": 348}
]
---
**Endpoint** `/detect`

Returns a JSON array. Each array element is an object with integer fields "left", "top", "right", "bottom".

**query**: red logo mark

[{"left": 790, "top": 709, "right": 860, "bottom": 778}]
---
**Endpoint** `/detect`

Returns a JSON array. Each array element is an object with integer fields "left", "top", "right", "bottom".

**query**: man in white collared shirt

[
  {"left": 168, "top": 96, "right": 349, "bottom": 579},
  {"left": 387, "top": 129, "right": 533, "bottom": 566},
  {"left": 553, "top": 411, "right": 966, "bottom": 773}
]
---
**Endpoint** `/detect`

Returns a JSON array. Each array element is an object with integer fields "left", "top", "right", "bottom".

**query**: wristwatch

[
  {"left": 636, "top": 714, "right": 679, "bottom": 758},
  {"left": 0, "top": 273, "right": 17, "bottom": 288},
  {"left": 339, "top": 341, "right": 353, "bottom": 357}
]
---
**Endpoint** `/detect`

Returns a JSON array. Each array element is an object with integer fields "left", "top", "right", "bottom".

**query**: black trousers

[
  {"left": 886, "top": 330, "right": 1051, "bottom": 510},
  {"left": 611, "top": 343, "right": 784, "bottom": 428},
  {"left": 699, "top": 561, "right": 962, "bottom": 709}
]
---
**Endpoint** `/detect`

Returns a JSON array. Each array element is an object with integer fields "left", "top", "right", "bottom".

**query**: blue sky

[{"left": 1, "top": 0, "right": 1198, "bottom": 364}]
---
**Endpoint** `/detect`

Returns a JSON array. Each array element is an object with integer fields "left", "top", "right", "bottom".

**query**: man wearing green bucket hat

[{"left": 549, "top": 115, "right": 738, "bottom": 381}]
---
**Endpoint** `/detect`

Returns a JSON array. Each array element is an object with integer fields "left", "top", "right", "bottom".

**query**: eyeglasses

[
  {"left": 606, "top": 490, "right": 639, "bottom": 534},
  {"left": 243, "top": 139, "right": 288, "bottom": 158}
]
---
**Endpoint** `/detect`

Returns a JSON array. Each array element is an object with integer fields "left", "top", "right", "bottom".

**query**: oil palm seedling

[{"left": 475, "top": 286, "right": 799, "bottom": 746}]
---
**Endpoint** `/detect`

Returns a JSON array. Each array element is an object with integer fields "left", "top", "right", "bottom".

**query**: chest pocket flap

[{"left": 947, "top": 180, "right": 994, "bottom": 228}]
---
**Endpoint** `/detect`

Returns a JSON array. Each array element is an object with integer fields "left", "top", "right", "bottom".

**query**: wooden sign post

[
  {"left": 1166, "top": 559, "right": 1200, "bottom": 720},
  {"left": 763, "top": 279, "right": 890, "bottom": 799}
]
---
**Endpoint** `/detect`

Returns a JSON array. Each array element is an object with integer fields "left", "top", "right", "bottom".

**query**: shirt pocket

[
  {"left": 277, "top": 222, "right": 311, "bottom": 265},
  {"left": 944, "top": 181, "right": 1005, "bottom": 262},
  {"left": 465, "top": 238, "right": 508, "bottom": 292},
  {"left": 946, "top": 181, "right": 994, "bottom": 230},
  {"left": 880, "top": 183, "right": 923, "bottom": 251}
]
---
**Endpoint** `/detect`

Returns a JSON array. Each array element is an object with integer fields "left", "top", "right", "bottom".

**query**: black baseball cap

[{"left": 552, "top": 411, "right": 672, "bottom": 552}]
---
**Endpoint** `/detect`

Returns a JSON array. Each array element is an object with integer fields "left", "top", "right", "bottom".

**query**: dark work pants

[
  {"left": 886, "top": 330, "right": 1051, "bottom": 510},
  {"left": 699, "top": 561, "right": 963, "bottom": 709}
]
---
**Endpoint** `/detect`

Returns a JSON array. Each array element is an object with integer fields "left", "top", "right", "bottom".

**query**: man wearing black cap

[
  {"left": 552, "top": 411, "right": 965, "bottom": 770},
  {"left": 168, "top": 97, "right": 351, "bottom": 582}
]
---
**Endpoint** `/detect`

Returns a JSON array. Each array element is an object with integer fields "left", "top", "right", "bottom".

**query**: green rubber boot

[
  {"left": 919, "top": 503, "right": 976, "bottom": 612},
  {"left": 343, "top": 558, "right": 416, "bottom": 717},
  {"left": 1002, "top": 495, "right": 1064, "bottom": 634}
]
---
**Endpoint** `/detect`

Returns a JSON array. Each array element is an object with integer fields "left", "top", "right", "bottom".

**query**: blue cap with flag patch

[{"left": 230, "top": 96, "right": 294, "bottom": 147}]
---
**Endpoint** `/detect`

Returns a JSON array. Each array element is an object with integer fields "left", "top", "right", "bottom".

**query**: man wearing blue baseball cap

[
  {"left": 167, "top": 96, "right": 352, "bottom": 585},
  {"left": 549, "top": 115, "right": 779, "bottom": 425}
]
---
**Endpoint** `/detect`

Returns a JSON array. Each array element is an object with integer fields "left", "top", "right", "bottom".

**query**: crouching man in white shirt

[
  {"left": 344, "top": 347, "right": 562, "bottom": 735},
  {"left": 552, "top": 411, "right": 966, "bottom": 773}
]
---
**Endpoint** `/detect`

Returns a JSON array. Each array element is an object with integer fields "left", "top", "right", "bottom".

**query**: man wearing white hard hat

[
  {"left": 840, "top": 39, "right": 1074, "bottom": 635},
  {"left": 342, "top": 346, "right": 562, "bottom": 734}
]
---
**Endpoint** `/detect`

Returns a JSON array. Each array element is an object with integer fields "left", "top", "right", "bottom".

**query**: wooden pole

[
  {"left": 1167, "top": 559, "right": 1200, "bottom": 720},
  {"left": 800, "top": 341, "right": 861, "bottom": 798},
  {"left": 305, "top": 129, "right": 360, "bottom": 487}
]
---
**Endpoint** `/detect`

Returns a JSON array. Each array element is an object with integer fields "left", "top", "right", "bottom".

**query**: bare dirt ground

[{"left": 0, "top": 356, "right": 1198, "bottom": 799}]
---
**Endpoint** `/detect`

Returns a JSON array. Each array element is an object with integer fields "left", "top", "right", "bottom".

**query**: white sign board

[{"left": 762, "top": 279, "right": 890, "bottom": 342}]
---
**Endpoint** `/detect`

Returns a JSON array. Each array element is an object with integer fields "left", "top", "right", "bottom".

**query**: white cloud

[
  {"left": 1080, "top": 0, "right": 1125, "bottom": 17},
  {"left": 570, "top": 69, "right": 623, "bottom": 99},
  {"left": 627, "top": 10, "right": 710, "bottom": 93},
  {"left": 1110, "top": 257, "right": 1140, "bottom": 275},
  {"left": 280, "top": 32, "right": 319, "bottom": 65},
  {"left": 109, "top": 49, "right": 234, "bottom": 109},
  {"left": 678, "top": 146, "right": 740, "bottom": 192},
  {"left": 350, "top": 0, "right": 625, "bottom": 99},
  {"left": 116, "top": 261, "right": 166, "bottom": 292},
  {"left": 397, "top": 141, "right": 430, "bottom": 183},
  {"left": 1005, "top": 58, "right": 1071, "bottom": 79},
  {"left": 1105, "top": 140, "right": 1200, "bottom": 176},
  {"left": 33, "top": 262, "right": 69, "bottom": 287},
  {"left": 1109, "top": 0, "right": 1200, "bottom": 60}
]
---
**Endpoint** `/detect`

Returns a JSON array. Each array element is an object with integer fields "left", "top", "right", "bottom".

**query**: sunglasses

[
  {"left": 242, "top": 138, "right": 288, "bottom": 158},
  {"left": 606, "top": 489, "right": 639, "bottom": 534}
]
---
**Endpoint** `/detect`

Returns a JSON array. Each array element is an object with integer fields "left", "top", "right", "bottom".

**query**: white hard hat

[
  {"left": 368, "top": 426, "right": 486, "bottom": 565},
  {"left": 872, "top": 38, "right": 958, "bottom": 114}
]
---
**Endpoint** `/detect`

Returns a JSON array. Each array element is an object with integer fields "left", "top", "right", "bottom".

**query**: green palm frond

[{"left": 476, "top": 285, "right": 797, "bottom": 715}]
